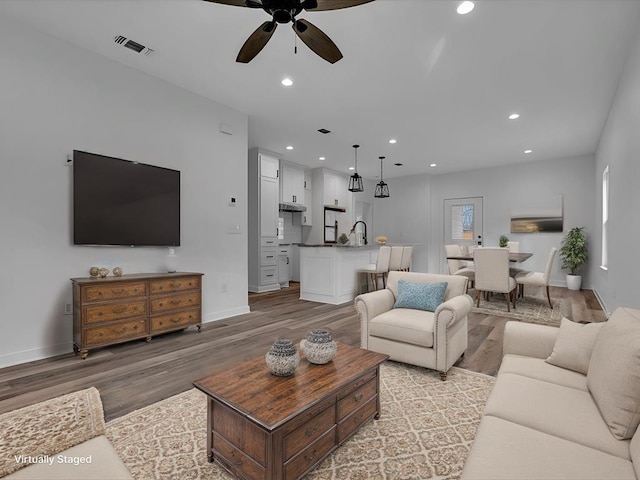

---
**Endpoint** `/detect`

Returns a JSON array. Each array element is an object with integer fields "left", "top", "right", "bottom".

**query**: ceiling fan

[{"left": 202, "top": 0, "right": 374, "bottom": 64}]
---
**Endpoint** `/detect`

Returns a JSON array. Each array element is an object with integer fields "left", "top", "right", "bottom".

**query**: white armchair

[{"left": 354, "top": 271, "right": 473, "bottom": 380}]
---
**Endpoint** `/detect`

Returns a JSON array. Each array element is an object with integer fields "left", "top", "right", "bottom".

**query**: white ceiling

[{"left": 2, "top": 0, "right": 639, "bottom": 179}]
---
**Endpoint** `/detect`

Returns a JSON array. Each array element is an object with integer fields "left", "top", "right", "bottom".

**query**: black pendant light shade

[
  {"left": 374, "top": 156, "right": 390, "bottom": 198},
  {"left": 348, "top": 144, "right": 364, "bottom": 192}
]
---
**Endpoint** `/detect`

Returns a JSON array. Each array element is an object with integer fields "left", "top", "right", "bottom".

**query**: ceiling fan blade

[
  {"left": 236, "top": 21, "right": 277, "bottom": 63},
  {"left": 201, "top": 0, "right": 263, "bottom": 8},
  {"left": 303, "top": 0, "right": 374, "bottom": 11},
  {"left": 292, "top": 19, "right": 343, "bottom": 64}
]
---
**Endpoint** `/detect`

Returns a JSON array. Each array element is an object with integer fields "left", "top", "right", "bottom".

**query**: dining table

[{"left": 446, "top": 252, "right": 533, "bottom": 263}]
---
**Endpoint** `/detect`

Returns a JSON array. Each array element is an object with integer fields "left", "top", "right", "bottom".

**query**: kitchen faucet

[{"left": 350, "top": 221, "right": 368, "bottom": 245}]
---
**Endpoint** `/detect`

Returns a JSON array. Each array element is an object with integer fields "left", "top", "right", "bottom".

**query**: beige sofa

[
  {"left": 355, "top": 271, "right": 473, "bottom": 380},
  {"left": 462, "top": 308, "right": 640, "bottom": 480},
  {"left": 1, "top": 387, "right": 132, "bottom": 480}
]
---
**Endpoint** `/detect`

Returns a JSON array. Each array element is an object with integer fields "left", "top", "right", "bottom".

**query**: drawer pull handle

[
  {"left": 354, "top": 414, "right": 364, "bottom": 424},
  {"left": 170, "top": 317, "right": 182, "bottom": 323},
  {"left": 230, "top": 451, "right": 243, "bottom": 466},
  {"left": 305, "top": 426, "right": 319, "bottom": 437},
  {"left": 111, "top": 289, "right": 125, "bottom": 294},
  {"left": 112, "top": 327, "right": 127, "bottom": 334},
  {"left": 354, "top": 393, "right": 364, "bottom": 403},
  {"left": 266, "top": 274, "right": 274, "bottom": 277},
  {"left": 170, "top": 300, "right": 182, "bottom": 305},
  {"left": 112, "top": 307, "right": 127, "bottom": 314},
  {"left": 305, "top": 450, "right": 317, "bottom": 461},
  {"left": 266, "top": 255, "right": 274, "bottom": 258},
  {"left": 170, "top": 283, "right": 182, "bottom": 288}
]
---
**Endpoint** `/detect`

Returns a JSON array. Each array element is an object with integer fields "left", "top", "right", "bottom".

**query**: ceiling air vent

[
  {"left": 317, "top": 128, "right": 331, "bottom": 134},
  {"left": 114, "top": 35, "right": 154, "bottom": 56}
]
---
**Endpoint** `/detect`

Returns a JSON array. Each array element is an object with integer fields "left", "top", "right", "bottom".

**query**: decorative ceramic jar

[
  {"left": 89, "top": 266, "right": 100, "bottom": 278},
  {"left": 265, "top": 339, "right": 299, "bottom": 376},
  {"left": 98, "top": 268, "right": 109, "bottom": 278},
  {"left": 112, "top": 267, "right": 123, "bottom": 277},
  {"left": 300, "top": 329, "right": 337, "bottom": 365}
]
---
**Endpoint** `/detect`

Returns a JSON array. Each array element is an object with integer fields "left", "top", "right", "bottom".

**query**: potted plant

[
  {"left": 499, "top": 235, "right": 509, "bottom": 248},
  {"left": 559, "top": 226, "right": 588, "bottom": 290}
]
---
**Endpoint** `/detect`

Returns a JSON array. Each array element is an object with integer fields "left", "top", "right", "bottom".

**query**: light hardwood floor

[{"left": 0, "top": 283, "right": 605, "bottom": 422}]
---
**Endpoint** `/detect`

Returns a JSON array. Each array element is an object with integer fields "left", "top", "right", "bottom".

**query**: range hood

[{"left": 279, "top": 203, "right": 306, "bottom": 212}]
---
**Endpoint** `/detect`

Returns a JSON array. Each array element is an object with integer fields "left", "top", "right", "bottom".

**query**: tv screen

[{"left": 73, "top": 150, "right": 180, "bottom": 246}]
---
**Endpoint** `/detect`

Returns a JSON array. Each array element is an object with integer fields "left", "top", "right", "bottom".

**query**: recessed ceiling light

[
  {"left": 349, "top": 167, "right": 355, "bottom": 171},
  {"left": 457, "top": 1, "right": 475, "bottom": 15},
  {"left": 524, "top": 149, "right": 533, "bottom": 154},
  {"left": 509, "top": 113, "right": 520, "bottom": 120},
  {"left": 281, "top": 78, "right": 293, "bottom": 87},
  {"left": 286, "top": 146, "right": 293, "bottom": 150},
  {"left": 319, "top": 156, "right": 325, "bottom": 161},
  {"left": 430, "top": 163, "right": 437, "bottom": 167},
  {"left": 389, "top": 139, "right": 397, "bottom": 144}
]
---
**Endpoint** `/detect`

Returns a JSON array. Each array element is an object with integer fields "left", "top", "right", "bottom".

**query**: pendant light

[
  {"left": 374, "top": 156, "right": 390, "bottom": 198},
  {"left": 348, "top": 144, "right": 364, "bottom": 192}
]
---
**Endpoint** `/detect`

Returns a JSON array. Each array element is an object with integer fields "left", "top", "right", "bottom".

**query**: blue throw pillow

[{"left": 394, "top": 280, "right": 448, "bottom": 312}]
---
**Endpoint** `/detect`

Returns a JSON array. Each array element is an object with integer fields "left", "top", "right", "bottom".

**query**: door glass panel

[{"left": 451, "top": 204, "right": 474, "bottom": 240}]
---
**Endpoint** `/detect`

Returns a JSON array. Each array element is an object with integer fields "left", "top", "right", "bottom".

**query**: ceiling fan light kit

[
  {"left": 348, "top": 144, "right": 364, "bottom": 192},
  {"left": 202, "top": 0, "right": 375, "bottom": 63}
]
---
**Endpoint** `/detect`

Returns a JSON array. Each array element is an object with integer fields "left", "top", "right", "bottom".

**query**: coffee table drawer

[
  {"left": 213, "top": 432, "right": 266, "bottom": 480},
  {"left": 337, "top": 396, "right": 377, "bottom": 444},
  {"left": 284, "top": 427, "right": 335, "bottom": 480},
  {"left": 337, "top": 377, "right": 377, "bottom": 421},
  {"left": 283, "top": 405, "right": 334, "bottom": 461}
]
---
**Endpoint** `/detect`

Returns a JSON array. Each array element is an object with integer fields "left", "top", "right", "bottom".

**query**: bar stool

[
  {"left": 400, "top": 246, "right": 413, "bottom": 271},
  {"left": 357, "top": 246, "right": 391, "bottom": 292}
]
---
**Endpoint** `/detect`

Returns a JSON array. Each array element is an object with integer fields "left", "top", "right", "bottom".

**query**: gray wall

[
  {"left": 373, "top": 154, "right": 597, "bottom": 290},
  {"left": 593, "top": 27, "right": 640, "bottom": 314},
  {"left": 0, "top": 16, "right": 249, "bottom": 367}
]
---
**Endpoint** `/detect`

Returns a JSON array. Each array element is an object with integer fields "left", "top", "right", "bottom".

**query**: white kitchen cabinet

[
  {"left": 301, "top": 169, "right": 313, "bottom": 226},
  {"left": 280, "top": 161, "right": 305, "bottom": 205},
  {"left": 248, "top": 149, "right": 281, "bottom": 293},
  {"left": 323, "top": 171, "right": 351, "bottom": 209},
  {"left": 278, "top": 245, "right": 291, "bottom": 286}
]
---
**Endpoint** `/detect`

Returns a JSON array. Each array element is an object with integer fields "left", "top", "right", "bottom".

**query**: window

[
  {"left": 451, "top": 204, "right": 474, "bottom": 240},
  {"left": 601, "top": 166, "right": 609, "bottom": 270}
]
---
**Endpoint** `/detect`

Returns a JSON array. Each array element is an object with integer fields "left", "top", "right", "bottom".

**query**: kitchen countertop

[{"left": 295, "top": 243, "right": 379, "bottom": 248}]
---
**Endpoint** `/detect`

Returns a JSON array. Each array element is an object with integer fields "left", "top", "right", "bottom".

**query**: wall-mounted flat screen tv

[{"left": 73, "top": 150, "right": 180, "bottom": 246}]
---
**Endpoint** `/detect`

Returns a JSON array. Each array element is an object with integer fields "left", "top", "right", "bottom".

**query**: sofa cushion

[
  {"left": 632, "top": 426, "right": 640, "bottom": 480},
  {"left": 461, "top": 415, "right": 636, "bottom": 480},
  {"left": 369, "top": 308, "right": 434, "bottom": 348},
  {"left": 4, "top": 436, "right": 132, "bottom": 480},
  {"left": 0, "top": 387, "right": 106, "bottom": 477},
  {"left": 483, "top": 372, "right": 630, "bottom": 459},
  {"left": 499, "top": 354, "right": 588, "bottom": 391},
  {"left": 546, "top": 318, "right": 604, "bottom": 375},
  {"left": 588, "top": 307, "right": 640, "bottom": 440},
  {"left": 394, "top": 280, "right": 447, "bottom": 312}
]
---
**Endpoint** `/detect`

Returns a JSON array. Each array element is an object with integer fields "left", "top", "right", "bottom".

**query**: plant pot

[{"left": 566, "top": 274, "right": 582, "bottom": 291}]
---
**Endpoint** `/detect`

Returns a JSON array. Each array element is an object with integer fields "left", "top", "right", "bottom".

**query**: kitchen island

[{"left": 298, "top": 244, "right": 379, "bottom": 305}]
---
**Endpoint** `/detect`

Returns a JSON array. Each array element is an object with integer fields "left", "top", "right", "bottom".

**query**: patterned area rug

[
  {"left": 469, "top": 289, "right": 568, "bottom": 326},
  {"left": 105, "top": 363, "right": 495, "bottom": 480}
]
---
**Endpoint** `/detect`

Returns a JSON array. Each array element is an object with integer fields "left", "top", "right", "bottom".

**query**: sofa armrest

[
  {"left": 354, "top": 289, "right": 395, "bottom": 349},
  {"left": 435, "top": 294, "right": 474, "bottom": 328},
  {"left": 503, "top": 321, "right": 560, "bottom": 359}
]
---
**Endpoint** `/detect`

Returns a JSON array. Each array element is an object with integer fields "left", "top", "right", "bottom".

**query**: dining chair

[
  {"left": 514, "top": 247, "right": 557, "bottom": 309},
  {"left": 388, "top": 246, "right": 404, "bottom": 272},
  {"left": 507, "top": 241, "right": 525, "bottom": 277},
  {"left": 444, "top": 244, "right": 475, "bottom": 289},
  {"left": 400, "top": 246, "right": 413, "bottom": 271},
  {"left": 358, "top": 246, "right": 391, "bottom": 292},
  {"left": 474, "top": 247, "right": 517, "bottom": 311}
]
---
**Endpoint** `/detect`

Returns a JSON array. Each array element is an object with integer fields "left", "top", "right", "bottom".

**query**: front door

[{"left": 443, "top": 197, "right": 483, "bottom": 250}]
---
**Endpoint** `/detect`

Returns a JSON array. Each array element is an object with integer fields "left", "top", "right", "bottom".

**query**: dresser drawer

[
  {"left": 83, "top": 282, "right": 147, "bottom": 303},
  {"left": 85, "top": 300, "right": 147, "bottom": 324},
  {"left": 284, "top": 427, "right": 335, "bottom": 480},
  {"left": 337, "top": 396, "right": 377, "bottom": 444},
  {"left": 85, "top": 318, "right": 146, "bottom": 346},
  {"left": 260, "top": 247, "right": 278, "bottom": 266},
  {"left": 213, "top": 432, "right": 266, "bottom": 480},
  {"left": 337, "top": 377, "right": 377, "bottom": 421},
  {"left": 283, "top": 406, "right": 334, "bottom": 461},
  {"left": 150, "top": 309, "right": 200, "bottom": 333},
  {"left": 150, "top": 276, "right": 201, "bottom": 295},
  {"left": 150, "top": 292, "right": 200, "bottom": 314}
]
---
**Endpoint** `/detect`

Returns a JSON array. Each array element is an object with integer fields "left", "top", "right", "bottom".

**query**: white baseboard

[
  {"left": 591, "top": 287, "right": 610, "bottom": 317},
  {"left": 0, "top": 342, "right": 71, "bottom": 369},
  {"left": 204, "top": 305, "right": 250, "bottom": 323}
]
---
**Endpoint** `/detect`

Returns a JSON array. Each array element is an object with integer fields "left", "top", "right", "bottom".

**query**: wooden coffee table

[{"left": 194, "top": 342, "right": 388, "bottom": 480}]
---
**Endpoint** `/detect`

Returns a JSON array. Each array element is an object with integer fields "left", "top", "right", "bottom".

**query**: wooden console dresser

[
  {"left": 194, "top": 342, "right": 388, "bottom": 480},
  {"left": 71, "top": 272, "right": 203, "bottom": 359}
]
